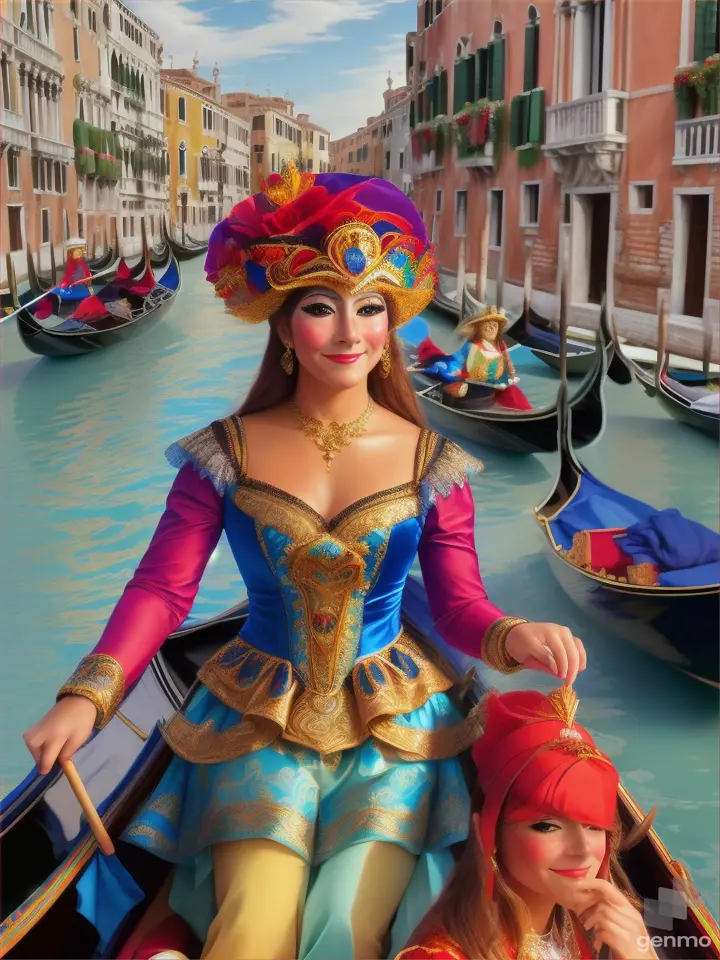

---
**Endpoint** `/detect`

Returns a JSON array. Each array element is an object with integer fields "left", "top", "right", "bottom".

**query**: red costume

[{"left": 396, "top": 686, "right": 620, "bottom": 960}]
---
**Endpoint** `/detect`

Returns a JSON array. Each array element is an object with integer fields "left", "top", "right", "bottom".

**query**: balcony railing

[
  {"left": 544, "top": 90, "right": 628, "bottom": 150},
  {"left": 30, "top": 134, "right": 74, "bottom": 162},
  {"left": 673, "top": 115, "right": 720, "bottom": 165},
  {"left": 0, "top": 16, "right": 62, "bottom": 72},
  {"left": 411, "top": 149, "right": 441, "bottom": 176},
  {"left": 0, "top": 109, "right": 31, "bottom": 150},
  {"left": 456, "top": 139, "right": 493, "bottom": 169}
]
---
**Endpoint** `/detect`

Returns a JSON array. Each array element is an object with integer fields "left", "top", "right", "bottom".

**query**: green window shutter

[
  {"left": 529, "top": 87, "right": 545, "bottom": 143},
  {"left": 490, "top": 38, "right": 506, "bottom": 101},
  {"left": 418, "top": 89, "right": 425, "bottom": 123},
  {"left": 410, "top": 99, "right": 416, "bottom": 129},
  {"left": 524, "top": 23, "right": 538, "bottom": 92},
  {"left": 427, "top": 78, "right": 435, "bottom": 119},
  {"left": 509, "top": 95, "right": 522, "bottom": 148},
  {"left": 476, "top": 47, "right": 488, "bottom": 99},
  {"left": 694, "top": 1, "right": 719, "bottom": 61},
  {"left": 439, "top": 69, "right": 448, "bottom": 114},
  {"left": 453, "top": 59, "right": 464, "bottom": 113},
  {"left": 464, "top": 55, "right": 476, "bottom": 104}
]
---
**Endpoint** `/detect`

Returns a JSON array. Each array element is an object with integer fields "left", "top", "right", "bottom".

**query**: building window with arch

[
  {"left": 524, "top": 5, "right": 540, "bottom": 91},
  {"left": 178, "top": 96, "right": 186, "bottom": 122},
  {"left": 178, "top": 140, "right": 187, "bottom": 177},
  {"left": 73, "top": 23, "right": 80, "bottom": 60},
  {"left": 103, "top": 3, "right": 110, "bottom": 28}
]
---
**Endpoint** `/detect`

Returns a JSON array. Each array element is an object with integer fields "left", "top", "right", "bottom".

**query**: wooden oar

[{"left": 60, "top": 758, "right": 115, "bottom": 856}]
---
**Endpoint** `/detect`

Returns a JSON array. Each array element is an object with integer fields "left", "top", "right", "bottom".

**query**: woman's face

[
  {"left": 481, "top": 814, "right": 607, "bottom": 907},
  {"left": 477, "top": 320, "right": 499, "bottom": 342},
  {"left": 281, "top": 286, "right": 389, "bottom": 387}
]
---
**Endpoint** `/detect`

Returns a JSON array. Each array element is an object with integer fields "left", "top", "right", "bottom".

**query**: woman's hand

[
  {"left": 572, "top": 880, "right": 658, "bottom": 959},
  {"left": 23, "top": 696, "right": 98, "bottom": 775},
  {"left": 505, "top": 621, "right": 586, "bottom": 685}
]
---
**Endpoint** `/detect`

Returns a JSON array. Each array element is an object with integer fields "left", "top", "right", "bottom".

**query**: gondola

[
  {"left": 10, "top": 240, "right": 181, "bottom": 358},
  {"left": 534, "top": 314, "right": 720, "bottom": 688},
  {"left": 611, "top": 303, "right": 720, "bottom": 437},
  {"left": 400, "top": 281, "right": 609, "bottom": 455},
  {"left": 1, "top": 579, "right": 718, "bottom": 960},
  {"left": 161, "top": 216, "right": 208, "bottom": 261},
  {"left": 25, "top": 242, "right": 57, "bottom": 295}
]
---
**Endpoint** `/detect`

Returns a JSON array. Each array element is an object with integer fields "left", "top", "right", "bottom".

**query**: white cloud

[
  {"left": 297, "top": 35, "right": 409, "bottom": 138},
  {"left": 126, "top": 0, "right": 412, "bottom": 68}
]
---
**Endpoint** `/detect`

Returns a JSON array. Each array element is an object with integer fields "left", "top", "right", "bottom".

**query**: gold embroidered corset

[{"left": 162, "top": 416, "right": 484, "bottom": 763}]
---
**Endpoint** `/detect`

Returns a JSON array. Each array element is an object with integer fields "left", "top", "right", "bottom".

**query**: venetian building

[
  {"left": 161, "top": 64, "right": 251, "bottom": 239},
  {"left": 380, "top": 74, "right": 412, "bottom": 194},
  {"left": 222, "top": 92, "right": 301, "bottom": 193},
  {"left": 408, "top": 0, "right": 719, "bottom": 360},
  {"left": 330, "top": 116, "right": 383, "bottom": 177},
  {"left": 68, "top": 0, "right": 120, "bottom": 258},
  {"left": 296, "top": 113, "right": 330, "bottom": 173},
  {"left": 106, "top": 0, "right": 167, "bottom": 256},
  {"left": 0, "top": 0, "right": 72, "bottom": 286}
]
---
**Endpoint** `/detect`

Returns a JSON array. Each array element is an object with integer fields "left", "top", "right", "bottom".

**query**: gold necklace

[{"left": 290, "top": 398, "right": 375, "bottom": 470}]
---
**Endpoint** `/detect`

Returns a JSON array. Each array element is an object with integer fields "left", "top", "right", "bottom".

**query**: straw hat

[{"left": 457, "top": 303, "right": 508, "bottom": 339}]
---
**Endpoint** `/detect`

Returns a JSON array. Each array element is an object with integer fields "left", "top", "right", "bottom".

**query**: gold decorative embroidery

[
  {"left": 481, "top": 617, "right": 526, "bottom": 674},
  {"left": 372, "top": 697, "right": 487, "bottom": 761},
  {"left": 424, "top": 438, "right": 483, "bottom": 499},
  {"left": 162, "top": 633, "right": 457, "bottom": 763},
  {"left": 57, "top": 654, "right": 125, "bottom": 729},
  {"left": 198, "top": 798, "right": 316, "bottom": 862},
  {"left": 628, "top": 562, "right": 658, "bottom": 585},
  {"left": 394, "top": 931, "right": 467, "bottom": 960},
  {"left": 222, "top": 415, "right": 248, "bottom": 478},
  {"left": 414, "top": 429, "right": 440, "bottom": 481},
  {"left": 562, "top": 530, "right": 593, "bottom": 568},
  {"left": 124, "top": 822, "right": 176, "bottom": 857},
  {"left": 546, "top": 685, "right": 580, "bottom": 728},
  {"left": 316, "top": 795, "right": 431, "bottom": 863},
  {"left": 147, "top": 792, "right": 183, "bottom": 824},
  {"left": 261, "top": 163, "right": 316, "bottom": 207}
]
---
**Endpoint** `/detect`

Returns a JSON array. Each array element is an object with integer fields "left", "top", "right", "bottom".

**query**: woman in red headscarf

[{"left": 396, "top": 686, "right": 658, "bottom": 960}]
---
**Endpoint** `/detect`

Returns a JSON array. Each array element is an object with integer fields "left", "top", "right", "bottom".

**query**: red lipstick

[
  {"left": 550, "top": 867, "right": 591, "bottom": 879},
  {"left": 324, "top": 353, "right": 364, "bottom": 364}
]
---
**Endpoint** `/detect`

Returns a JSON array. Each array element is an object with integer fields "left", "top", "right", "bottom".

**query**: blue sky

[{"left": 127, "top": 0, "right": 415, "bottom": 139}]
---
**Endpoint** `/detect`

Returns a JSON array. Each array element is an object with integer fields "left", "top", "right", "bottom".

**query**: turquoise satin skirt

[{"left": 122, "top": 682, "right": 470, "bottom": 954}]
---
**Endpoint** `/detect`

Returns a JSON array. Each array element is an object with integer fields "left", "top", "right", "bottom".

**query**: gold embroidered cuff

[
  {"left": 57, "top": 654, "right": 125, "bottom": 729},
  {"left": 481, "top": 617, "right": 527, "bottom": 674}
]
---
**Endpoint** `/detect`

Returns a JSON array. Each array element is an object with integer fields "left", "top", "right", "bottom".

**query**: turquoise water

[{"left": 1, "top": 258, "right": 718, "bottom": 918}]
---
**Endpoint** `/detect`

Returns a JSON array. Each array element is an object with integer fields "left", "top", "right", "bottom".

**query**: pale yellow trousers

[{"left": 200, "top": 838, "right": 416, "bottom": 960}]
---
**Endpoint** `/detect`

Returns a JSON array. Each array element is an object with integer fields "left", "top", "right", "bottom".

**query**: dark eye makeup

[
  {"left": 299, "top": 300, "right": 386, "bottom": 317},
  {"left": 529, "top": 821, "right": 559, "bottom": 833}
]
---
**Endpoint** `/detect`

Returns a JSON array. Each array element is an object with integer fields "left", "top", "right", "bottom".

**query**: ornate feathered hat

[
  {"left": 204, "top": 163, "right": 438, "bottom": 327},
  {"left": 471, "top": 686, "right": 619, "bottom": 897}
]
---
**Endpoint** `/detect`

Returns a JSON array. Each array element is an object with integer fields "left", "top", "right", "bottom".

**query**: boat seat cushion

[{"left": 563, "top": 528, "right": 659, "bottom": 585}]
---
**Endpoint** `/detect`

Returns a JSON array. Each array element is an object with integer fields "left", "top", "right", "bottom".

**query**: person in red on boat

[{"left": 396, "top": 686, "right": 658, "bottom": 960}]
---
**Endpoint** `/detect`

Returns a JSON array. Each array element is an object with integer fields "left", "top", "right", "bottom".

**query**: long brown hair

[
  {"left": 403, "top": 786, "right": 651, "bottom": 960},
  {"left": 237, "top": 289, "right": 427, "bottom": 427}
]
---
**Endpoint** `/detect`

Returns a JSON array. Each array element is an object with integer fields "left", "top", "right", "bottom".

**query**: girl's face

[
  {"left": 477, "top": 813, "right": 607, "bottom": 907},
  {"left": 281, "top": 286, "right": 389, "bottom": 388}
]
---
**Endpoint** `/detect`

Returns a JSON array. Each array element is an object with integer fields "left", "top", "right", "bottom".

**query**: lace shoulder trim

[{"left": 164, "top": 416, "right": 246, "bottom": 495}]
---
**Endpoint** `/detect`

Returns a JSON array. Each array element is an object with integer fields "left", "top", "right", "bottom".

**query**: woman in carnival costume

[
  {"left": 396, "top": 685, "right": 658, "bottom": 960},
  {"left": 23, "top": 165, "right": 586, "bottom": 960},
  {"left": 421, "top": 307, "right": 532, "bottom": 411}
]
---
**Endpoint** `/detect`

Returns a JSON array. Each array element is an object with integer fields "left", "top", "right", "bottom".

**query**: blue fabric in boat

[
  {"left": 75, "top": 849, "right": 144, "bottom": 952},
  {"left": 658, "top": 562, "right": 720, "bottom": 588},
  {"left": 617, "top": 509, "right": 720, "bottom": 573},
  {"left": 549, "top": 472, "right": 657, "bottom": 550},
  {"left": 49, "top": 317, "right": 98, "bottom": 332}
]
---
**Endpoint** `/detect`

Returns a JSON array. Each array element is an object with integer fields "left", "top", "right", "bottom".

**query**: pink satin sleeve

[
  {"left": 93, "top": 463, "right": 224, "bottom": 689},
  {"left": 418, "top": 481, "right": 506, "bottom": 659}
]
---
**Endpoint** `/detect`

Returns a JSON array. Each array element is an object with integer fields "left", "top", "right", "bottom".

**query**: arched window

[
  {"left": 111, "top": 51, "right": 118, "bottom": 82},
  {"left": 140, "top": 74, "right": 145, "bottom": 101},
  {"left": 178, "top": 140, "right": 187, "bottom": 178},
  {"left": 524, "top": 6, "right": 540, "bottom": 91},
  {"left": 103, "top": 3, "right": 109, "bottom": 28},
  {"left": 492, "top": 20, "right": 503, "bottom": 39},
  {"left": 69, "top": 0, "right": 76, "bottom": 18}
]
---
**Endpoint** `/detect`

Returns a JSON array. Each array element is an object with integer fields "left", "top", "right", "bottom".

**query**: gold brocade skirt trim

[{"left": 162, "top": 632, "right": 484, "bottom": 764}]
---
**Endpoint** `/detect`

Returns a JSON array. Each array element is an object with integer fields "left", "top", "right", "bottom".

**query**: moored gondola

[
  {"left": 1, "top": 580, "right": 718, "bottom": 960},
  {"left": 534, "top": 309, "right": 720, "bottom": 688},
  {"left": 10, "top": 239, "right": 181, "bottom": 358},
  {"left": 161, "top": 216, "right": 208, "bottom": 261},
  {"left": 401, "top": 279, "right": 609, "bottom": 454}
]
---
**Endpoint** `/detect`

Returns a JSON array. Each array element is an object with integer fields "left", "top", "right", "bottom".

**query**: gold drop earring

[
  {"left": 380, "top": 338, "right": 392, "bottom": 378},
  {"left": 281, "top": 342, "right": 295, "bottom": 376}
]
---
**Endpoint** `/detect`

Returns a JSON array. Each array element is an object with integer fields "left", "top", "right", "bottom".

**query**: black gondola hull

[
  {"left": 540, "top": 545, "right": 719, "bottom": 687},
  {"left": 657, "top": 385, "right": 720, "bottom": 439}
]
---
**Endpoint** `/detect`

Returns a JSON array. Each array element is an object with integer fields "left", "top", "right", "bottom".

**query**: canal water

[{"left": 1, "top": 258, "right": 718, "bottom": 916}]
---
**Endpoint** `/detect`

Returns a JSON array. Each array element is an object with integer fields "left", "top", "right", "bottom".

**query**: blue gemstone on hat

[{"left": 344, "top": 247, "right": 366, "bottom": 275}]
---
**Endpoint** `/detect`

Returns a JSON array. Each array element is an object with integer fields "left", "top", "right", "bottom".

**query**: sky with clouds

[{"left": 127, "top": 0, "right": 415, "bottom": 139}]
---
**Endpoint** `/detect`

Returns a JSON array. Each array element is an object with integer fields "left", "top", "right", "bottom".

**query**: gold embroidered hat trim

[
  {"left": 57, "top": 654, "right": 125, "bottom": 729},
  {"left": 161, "top": 632, "right": 461, "bottom": 764}
]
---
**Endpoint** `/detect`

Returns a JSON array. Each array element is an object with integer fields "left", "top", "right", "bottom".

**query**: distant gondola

[
  {"left": 1, "top": 580, "right": 718, "bottom": 960},
  {"left": 161, "top": 215, "right": 208, "bottom": 261},
  {"left": 10, "top": 239, "right": 181, "bottom": 358},
  {"left": 402, "top": 280, "right": 609, "bottom": 455},
  {"left": 26, "top": 239, "right": 122, "bottom": 297},
  {"left": 534, "top": 309, "right": 720, "bottom": 688}
]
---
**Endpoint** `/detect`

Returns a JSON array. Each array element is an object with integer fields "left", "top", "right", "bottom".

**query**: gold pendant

[{"left": 290, "top": 398, "right": 374, "bottom": 470}]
